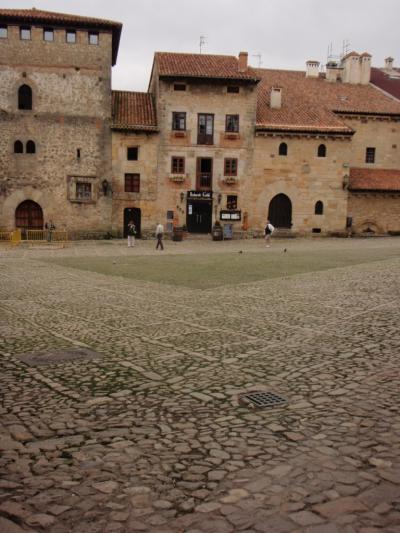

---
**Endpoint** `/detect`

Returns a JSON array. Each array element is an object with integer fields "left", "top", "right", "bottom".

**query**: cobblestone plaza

[{"left": 1, "top": 238, "right": 400, "bottom": 533}]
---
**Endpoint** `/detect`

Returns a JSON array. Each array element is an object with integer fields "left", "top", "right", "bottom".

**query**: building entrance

[
  {"left": 187, "top": 198, "right": 212, "bottom": 233},
  {"left": 268, "top": 193, "right": 292, "bottom": 228},
  {"left": 123, "top": 207, "right": 141, "bottom": 237},
  {"left": 15, "top": 200, "right": 43, "bottom": 230}
]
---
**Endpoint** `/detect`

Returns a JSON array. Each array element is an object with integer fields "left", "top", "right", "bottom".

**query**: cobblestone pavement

[{"left": 1, "top": 239, "right": 400, "bottom": 533}]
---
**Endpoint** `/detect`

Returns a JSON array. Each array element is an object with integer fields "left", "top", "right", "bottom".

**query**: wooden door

[{"left": 15, "top": 200, "right": 43, "bottom": 229}]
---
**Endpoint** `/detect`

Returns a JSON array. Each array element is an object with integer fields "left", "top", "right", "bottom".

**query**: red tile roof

[
  {"left": 112, "top": 91, "right": 158, "bottom": 132},
  {"left": 349, "top": 168, "right": 400, "bottom": 191},
  {"left": 255, "top": 68, "right": 400, "bottom": 133},
  {"left": 154, "top": 52, "right": 260, "bottom": 81},
  {"left": 370, "top": 67, "right": 400, "bottom": 100},
  {"left": 0, "top": 8, "right": 122, "bottom": 65}
]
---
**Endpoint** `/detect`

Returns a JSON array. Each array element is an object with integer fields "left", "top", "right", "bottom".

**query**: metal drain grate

[
  {"left": 16, "top": 348, "right": 103, "bottom": 367},
  {"left": 242, "top": 391, "right": 287, "bottom": 408}
]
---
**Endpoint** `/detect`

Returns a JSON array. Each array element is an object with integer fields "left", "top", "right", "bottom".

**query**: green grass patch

[{"left": 46, "top": 245, "right": 400, "bottom": 289}]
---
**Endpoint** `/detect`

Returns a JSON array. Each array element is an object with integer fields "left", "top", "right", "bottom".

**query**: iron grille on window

[
  {"left": 89, "top": 32, "right": 99, "bottom": 45},
  {"left": 43, "top": 28, "right": 54, "bottom": 41},
  {"left": 125, "top": 173, "right": 140, "bottom": 193},
  {"left": 224, "top": 158, "right": 238, "bottom": 176},
  {"left": 20, "top": 27, "right": 31, "bottom": 40},
  {"left": 76, "top": 183, "right": 92, "bottom": 200},
  {"left": 172, "top": 112, "right": 186, "bottom": 131},
  {"left": 225, "top": 114, "right": 239, "bottom": 133},
  {"left": 66, "top": 30, "right": 76, "bottom": 43},
  {"left": 365, "top": 147, "right": 375, "bottom": 163},
  {"left": 171, "top": 157, "right": 185, "bottom": 174}
]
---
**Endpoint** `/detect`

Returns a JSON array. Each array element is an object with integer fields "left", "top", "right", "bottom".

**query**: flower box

[{"left": 224, "top": 177, "right": 237, "bottom": 184}]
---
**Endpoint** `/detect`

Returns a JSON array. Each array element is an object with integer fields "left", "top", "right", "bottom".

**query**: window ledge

[
  {"left": 224, "top": 133, "right": 240, "bottom": 140},
  {"left": 169, "top": 175, "right": 186, "bottom": 182},
  {"left": 223, "top": 177, "right": 238, "bottom": 184},
  {"left": 69, "top": 198, "right": 96, "bottom": 204}
]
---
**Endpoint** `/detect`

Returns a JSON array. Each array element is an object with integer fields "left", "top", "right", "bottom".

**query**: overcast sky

[{"left": 2, "top": 0, "right": 399, "bottom": 91}]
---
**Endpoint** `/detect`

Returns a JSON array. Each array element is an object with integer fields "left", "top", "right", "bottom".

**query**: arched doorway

[
  {"left": 124, "top": 208, "right": 141, "bottom": 238},
  {"left": 268, "top": 194, "right": 292, "bottom": 228},
  {"left": 15, "top": 200, "right": 43, "bottom": 229}
]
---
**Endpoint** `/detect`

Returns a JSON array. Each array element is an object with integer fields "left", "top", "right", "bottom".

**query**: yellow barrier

[
  {"left": 0, "top": 229, "right": 21, "bottom": 246},
  {"left": 26, "top": 229, "right": 68, "bottom": 243}
]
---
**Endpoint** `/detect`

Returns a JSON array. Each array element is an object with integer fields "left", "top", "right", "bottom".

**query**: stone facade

[
  {"left": 1, "top": 8, "right": 399, "bottom": 239},
  {"left": 0, "top": 12, "right": 119, "bottom": 237}
]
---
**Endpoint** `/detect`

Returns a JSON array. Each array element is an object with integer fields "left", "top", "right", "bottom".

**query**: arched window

[
  {"left": 279, "top": 142, "right": 287, "bottom": 156},
  {"left": 18, "top": 84, "right": 32, "bottom": 110},
  {"left": 14, "top": 140, "right": 23, "bottom": 153},
  {"left": 317, "top": 144, "right": 326, "bottom": 157},
  {"left": 26, "top": 140, "right": 36, "bottom": 154},
  {"left": 315, "top": 201, "right": 324, "bottom": 215}
]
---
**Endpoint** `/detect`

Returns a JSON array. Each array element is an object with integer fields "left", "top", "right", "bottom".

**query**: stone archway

[
  {"left": 268, "top": 193, "right": 292, "bottom": 228},
  {"left": 15, "top": 200, "right": 43, "bottom": 229}
]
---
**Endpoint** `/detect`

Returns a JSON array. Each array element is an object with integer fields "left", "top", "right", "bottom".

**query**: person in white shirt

[
  {"left": 155, "top": 222, "right": 164, "bottom": 250},
  {"left": 264, "top": 220, "right": 275, "bottom": 247}
]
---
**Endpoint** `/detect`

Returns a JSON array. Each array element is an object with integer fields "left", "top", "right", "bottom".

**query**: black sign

[
  {"left": 187, "top": 190, "right": 213, "bottom": 200},
  {"left": 220, "top": 210, "right": 241, "bottom": 221}
]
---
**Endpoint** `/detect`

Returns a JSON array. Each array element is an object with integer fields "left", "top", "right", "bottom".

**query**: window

[
  {"left": 66, "top": 30, "right": 76, "bottom": 43},
  {"left": 172, "top": 112, "right": 186, "bottom": 131},
  {"left": 315, "top": 201, "right": 323, "bottom": 215},
  {"left": 224, "top": 158, "right": 238, "bottom": 176},
  {"left": 26, "top": 140, "right": 36, "bottom": 154},
  {"left": 43, "top": 28, "right": 54, "bottom": 42},
  {"left": 227, "top": 195, "right": 238, "bottom": 210},
  {"left": 279, "top": 142, "right": 287, "bottom": 156},
  {"left": 227, "top": 86, "right": 239, "bottom": 94},
  {"left": 174, "top": 83, "right": 186, "bottom": 91},
  {"left": 225, "top": 115, "right": 239, "bottom": 133},
  {"left": 14, "top": 140, "right": 23, "bottom": 153},
  {"left": 18, "top": 84, "right": 32, "bottom": 110},
  {"left": 196, "top": 157, "right": 212, "bottom": 189},
  {"left": 171, "top": 157, "right": 185, "bottom": 174},
  {"left": 127, "top": 147, "right": 138, "bottom": 160},
  {"left": 317, "top": 144, "right": 326, "bottom": 157},
  {"left": 20, "top": 27, "right": 31, "bottom": 40},
  {"left": 0, "top": 26, "right": 8, "bottom": 39},
  {"left": 77, "top": 148, "right": 81, "bottom": 159},
  {"left": 125, "top": 173, "right": 140, "bottom": 193},
  {"left": 366, "top": 147, "right": 375, "bottom": 163},
  {"left": 88, "top": 32, "right": 99, "bottom": 45},
  {"left": 197, "top": 113, "right": 214, "bottom": 145},
  {"left": 76, "top": 182, "right": 92, "bottom": 200}
]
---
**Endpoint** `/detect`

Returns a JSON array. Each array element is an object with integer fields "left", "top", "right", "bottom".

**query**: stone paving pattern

[{"left": 0, "top": 239, "right": 400, "bottom": 532}]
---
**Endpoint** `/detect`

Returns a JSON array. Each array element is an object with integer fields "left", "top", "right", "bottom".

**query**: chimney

[
  {"left": 341, "top": 51, "right": 361, "bottom": 84},
  {"left": 238, "top": 51, "right": 248, "bottom": 72},
  {"left": 385, "top": 56, "right": 394, "bottom": 71},
  {"left": 326, "top": 61, "right": 340, "bottom": 82},
  {"left": 306, "top": 60, "right": 320, "bottom": 78},
  {"left": 360, "top": 52, "right": 372, "bottom": 84},
  {"left": 270, "top": 87, "right": 282, "bottom": 109}
]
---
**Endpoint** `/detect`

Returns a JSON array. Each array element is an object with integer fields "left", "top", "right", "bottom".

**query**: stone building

[
  {"left": 1, "top": 8, "right": 399, "bottom": 238},
  {"left": 0, "top": 8, "right": 121, "bottom": 237}
]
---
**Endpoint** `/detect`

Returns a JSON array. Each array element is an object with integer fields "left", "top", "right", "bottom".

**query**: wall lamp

[
  {"left": 218, "top": 193, "right": 222, "bottom": 204},
  {"left": 180, "top": 192, "right": 185, "bottom": 202}
]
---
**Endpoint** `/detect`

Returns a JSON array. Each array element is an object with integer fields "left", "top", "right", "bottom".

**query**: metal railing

[
  {"left": 26, "top": 230, "right": 68, "bottom": 243},
  {"left": 0, "top": 229, "right": 22, "bottom": 245}
]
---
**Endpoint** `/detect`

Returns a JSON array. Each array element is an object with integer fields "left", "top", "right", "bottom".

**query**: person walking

[
  {"left": 45, "top": 220, "right": 56, "bottom": 242},
  {"left": 264, "top": 219, "right": 275, "bottom": 247},
  {"left": 155, "top": 222, "right": 164, "bottom": 250},
  {"left": 127, "top": 220, "right": 136, "bottom": 247}
]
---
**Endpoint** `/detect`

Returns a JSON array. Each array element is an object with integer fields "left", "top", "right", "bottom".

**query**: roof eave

[{"left": 159, "top": 74, "right": 260, "bottom": 83}]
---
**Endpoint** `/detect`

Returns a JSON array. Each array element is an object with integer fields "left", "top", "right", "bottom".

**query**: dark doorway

[
  {"left": 268, "top": 194, "right": 292, "bottom": 228},
  {"left": 15, "top": 200, "right": 43, "bottom": 229},
  {"left": 124, "top": 207, "right": 141, "bottom": 238},
  {"left": 196, "top": 158, "right": 212, "bottom": 190},
  {"left": 187, "top": 200, "right": 212, "bottom": 233}
]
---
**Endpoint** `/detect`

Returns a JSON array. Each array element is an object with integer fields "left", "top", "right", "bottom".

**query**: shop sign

[
  {"left": 220, "top": 210, "right": 241, "bottom": 221},
  {"left": 187, "top": 190, "right": 213, "bottom": 200}
]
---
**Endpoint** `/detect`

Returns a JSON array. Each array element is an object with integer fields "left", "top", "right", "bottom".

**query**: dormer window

[
  {"left": 43, "top": 28, "right": 54, "bottom": 42},
  {"left": 174, "top": 83, "right": 186, "bottom": 91}
]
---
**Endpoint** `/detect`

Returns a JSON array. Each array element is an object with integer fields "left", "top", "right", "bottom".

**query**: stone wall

[
  {"left": 348, "top": 192, "right": 400, "bottom": 234},
  {"left": 250, "top": 135, "right": 351, "bottom": 235},
  {"left": 0, "top": 22, "right": 113, "bottom": 235}
]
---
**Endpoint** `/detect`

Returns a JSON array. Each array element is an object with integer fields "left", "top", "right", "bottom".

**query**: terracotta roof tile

[
  {"left": 155, "top": 52, "right": 260, "bottom": 81},
  {"left": 255, "top": 68, "right": 400, "bottom": 133},
  {"left": 0, "top": 8, "right": 122, "bottom": 65},
  {"left": 370, "top": 67, "right": 400, "bottom": 100},
  {"left": 112, "top": 91, "right": 157, "bottom": 131},
  {"left": 349, "top": 167, "right": 400, "bottom": 191}
]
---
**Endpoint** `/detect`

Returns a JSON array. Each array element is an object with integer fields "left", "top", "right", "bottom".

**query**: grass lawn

[{"left": 46, "top": 242, "right": 400, "bottom": 289}]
